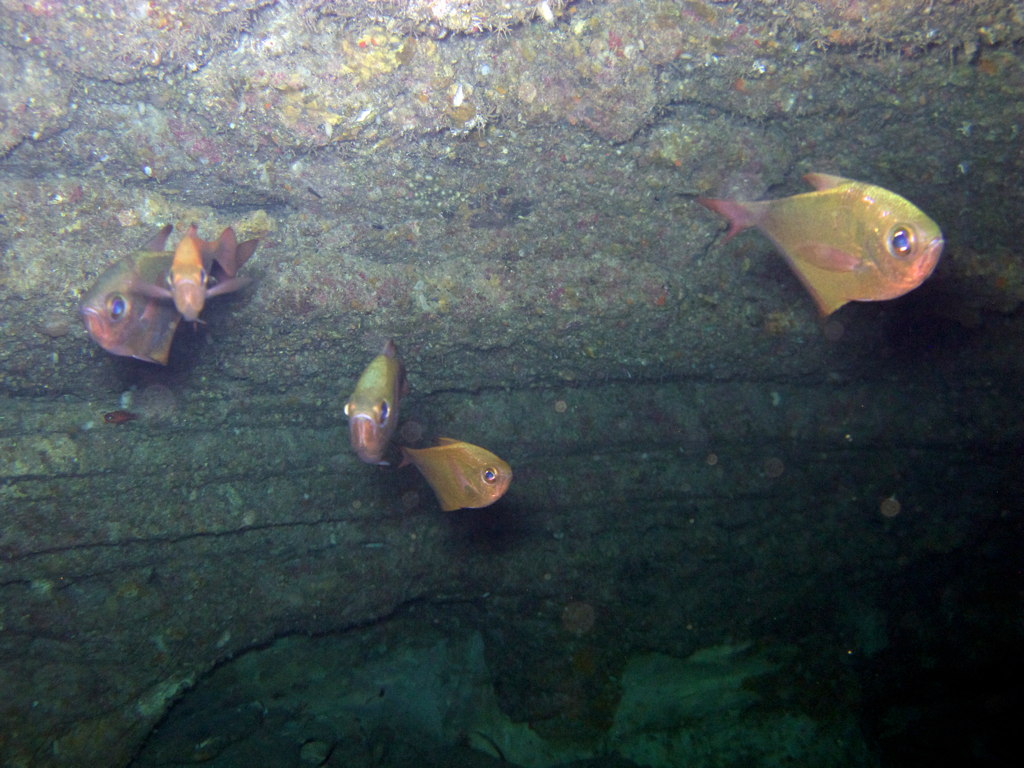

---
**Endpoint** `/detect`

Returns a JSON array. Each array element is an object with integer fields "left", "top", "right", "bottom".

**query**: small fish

[
  {"left": 697, "top": 173, "right": 944, "bottom": 315},
  {"left": 400, "top": 438, "right": 512, "bottom": 512},
  {"left": 138, "top": 224, "right": 258, "bottom": 322},
  {"left": 103, "top": 410, "right": 138, "bottom": 424},
  {"left": 80, "top": 225, "right": 182, "bottom": 364},
  {"left": 344, "top": 339, "right": 408, "bottom": 465}
]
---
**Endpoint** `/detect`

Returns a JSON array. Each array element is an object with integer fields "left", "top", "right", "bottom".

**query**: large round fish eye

[
  {"left": 889, "top": 227, "right": 914, "bottom": 258},
  {"left": 482, "top": 467, "right": 498, "bottom": 484},
  {"left": 107, "top": 294, "right": 128, "bottom": 320}
]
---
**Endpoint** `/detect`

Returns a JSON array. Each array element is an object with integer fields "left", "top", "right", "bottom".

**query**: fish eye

[
  {"left": 889, "top": 227, "right": 914, "bottom": 258},
  {"left": 482, "top": 467, "right": 498, "bottom": 484},
  {"left": 343, "top": 402, "right": 352, "bottom": 417},
  {"left": 379, "top": 401, "right": 389, "bottom": 424},
  {"left": 107, "top": 294, "right": 128, "bottom": 320}
]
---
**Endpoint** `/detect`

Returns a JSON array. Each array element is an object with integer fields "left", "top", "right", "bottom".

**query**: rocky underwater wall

[{"left": 1, "top": 2, "right": 1022, "bottom": 767}]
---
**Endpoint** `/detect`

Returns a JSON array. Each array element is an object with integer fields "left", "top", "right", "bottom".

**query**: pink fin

[
  {"left": 398, "top": 446, "right": 412, "bottom": 469},
  {"left": 205, "top": 275, "right": 253, "bottom": 298},
  {"left": 143, "top": 224, "right": 173, "bottom": 252},
  {"left": 212, "top": 228, "right": 259, "bottom": 277},
  {"left": 696, "top": 197, "right": 763, "bottom": 242},
  {"left": 132, "top": 282, "right": 173, "bottom": 300},
  {"left": 793, "top": 243, "right": 863, "bottom": 272},
  {"left": 233, "top": 238, "right": 259, "bottom": 271},
  {"left": 802, "top": 173, "right": 851, "bottom": 191}
]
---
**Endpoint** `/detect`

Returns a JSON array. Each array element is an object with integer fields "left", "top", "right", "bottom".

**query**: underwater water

[{"left": 1, "top": 2, "right": 1022, "bottom": 767}]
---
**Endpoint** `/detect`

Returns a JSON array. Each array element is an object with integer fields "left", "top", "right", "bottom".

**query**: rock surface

[{"left": 1, "top": 2, "right": 1022, "bottom": 767}]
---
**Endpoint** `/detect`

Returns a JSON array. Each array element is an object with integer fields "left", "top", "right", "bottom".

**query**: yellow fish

[
  {"left": 140, "top": 224, "right": 258, "bottom": 322},
  {"left": 400, "top": 438, "right": 512, "bottom": 512},
  {"left": 344, "top": 339, "right": 407, "bottom": 465},
  {"left": 697, "top": 173, "right": 944, "bottom": 315}
]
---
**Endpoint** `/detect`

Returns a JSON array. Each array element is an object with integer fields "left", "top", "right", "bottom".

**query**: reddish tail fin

[{"left": 696, "top": 197, "right": 761, "bottom": 242}]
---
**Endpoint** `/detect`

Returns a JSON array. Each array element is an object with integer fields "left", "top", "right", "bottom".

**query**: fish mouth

[
  {"left": 349, "top": 414, "right": 384, "bottom": 464},
  {"left": 80, "top": 306, "right": 106, "bottom": 340},
  {"left": 173, "top": 282, "right": 205, "bottom": 322},
  {"left": 917, "top": 236, "right": 945, "bottom": 280}
]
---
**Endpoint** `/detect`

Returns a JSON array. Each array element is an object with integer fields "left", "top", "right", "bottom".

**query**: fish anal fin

[
  {"left": 802, "top": 173, "right": 852, "bottom": 191},
  {"left": 782, "top": 254, "right": 852, "bottom": 316}
]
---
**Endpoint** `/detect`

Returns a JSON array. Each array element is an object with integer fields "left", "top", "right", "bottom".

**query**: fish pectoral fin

[
  {"left": 205, "top": 276, "right": 254, "bottom": 298},
  {"left": 132, "top": 282, "right": 174, "bottom": 300},
  {"left": 792, "top": 243, "right": 862, "bottom": 272}
]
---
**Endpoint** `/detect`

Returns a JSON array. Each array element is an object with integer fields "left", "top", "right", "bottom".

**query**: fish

[
  {"left": 103, "top": 410, "right": 138, "bottom": 424},
  {"left": 80, "top": 224, "right": 259, "bottom": 364},
  {"left": 400, "top": 438, "right": 512, "bottom": 512},
  {"left": 80, "top": 225, "right": 182, "bottom": 364},
  {"left": 697, "top": 173, "right": 944, "bottom": 315},
  {"left": 344, "top": 339, "right": 408, "bottom": 465},
  {"left": 136, "top": 224, "right": 258, "bottom": 322}
]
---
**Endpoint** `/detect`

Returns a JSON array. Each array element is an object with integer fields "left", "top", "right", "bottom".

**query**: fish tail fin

[
  {"left": 398, "top": 446, "right": 413, "bottom": 469},
  {"left": 696, "top": 197, "right": 762, "bottom": 242}
]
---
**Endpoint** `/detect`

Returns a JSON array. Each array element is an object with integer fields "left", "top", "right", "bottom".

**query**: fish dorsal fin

[
  {"left": 803, "top": 173, "right": 852, "bottom": 191},
  {"left": 435, "top": 437, "right": 459, "bottom": 447}
]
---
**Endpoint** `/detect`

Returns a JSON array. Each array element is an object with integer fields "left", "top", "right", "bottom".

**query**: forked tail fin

[{"left": 696, "top": 197, "right": 763, "bottom": 242}]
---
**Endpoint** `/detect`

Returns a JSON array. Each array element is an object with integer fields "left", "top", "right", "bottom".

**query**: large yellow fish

[
  {"left": 400, "top": 438, "right": 512, "bottom": 512},
  {"left": 80, "top": 225, "right": 182, "bottom": 364},
  {"left": 344, "top": 339, "right": 407, "bottom": 465},
  {"left": 697, "top": 173, "right": 944, "bottom": 315}
]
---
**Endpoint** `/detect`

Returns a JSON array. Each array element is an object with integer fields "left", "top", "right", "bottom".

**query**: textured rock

[{"left": 1, "top": 2, "right": 1022, "bottom": 767}]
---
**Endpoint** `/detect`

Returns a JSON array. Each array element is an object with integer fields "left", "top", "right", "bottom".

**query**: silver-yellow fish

[
  {"left": 344, "top": 339, "right": 407, "bottom": 465},
  {"left": 698, "top": 173, "right": 944, "bottom": 315},
  {"left": 400, "top": 438, "right": 512, "bottom": 512}
]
